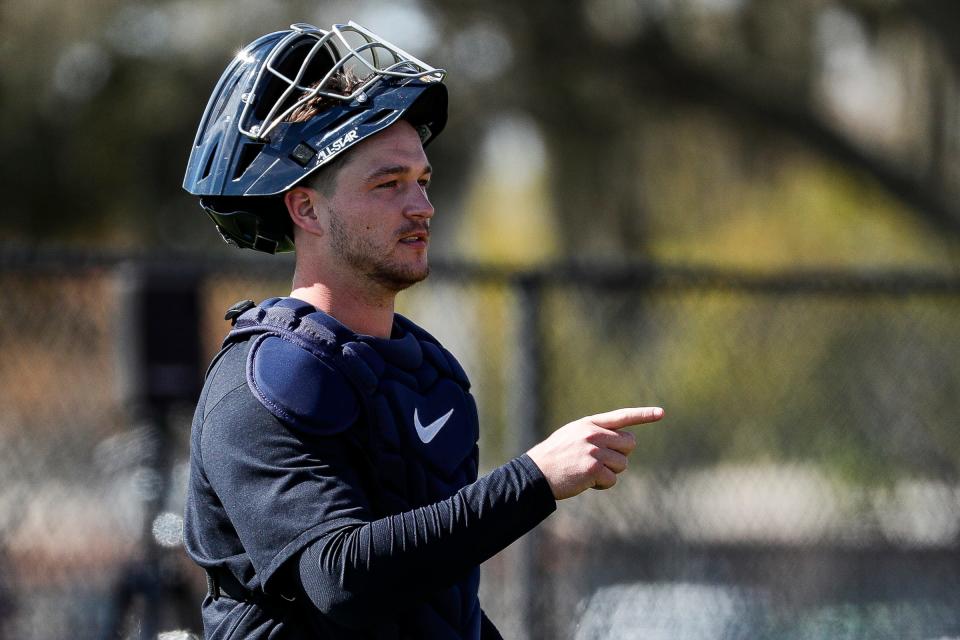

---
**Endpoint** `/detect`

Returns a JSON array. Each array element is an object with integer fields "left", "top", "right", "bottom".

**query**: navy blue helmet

[{"left": 183, "top": 22, "right": 448, "bottom": 253}]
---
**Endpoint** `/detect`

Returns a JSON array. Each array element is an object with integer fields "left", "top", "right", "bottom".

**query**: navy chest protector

[
  {"left": 221, "top": 297, "right": 483, "bottom": 636},
  {"left": 224, "top": 296, "right": 481, "bottom": 510}
]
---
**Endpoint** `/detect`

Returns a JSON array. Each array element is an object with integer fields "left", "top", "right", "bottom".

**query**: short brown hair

[{"left": 285, "top": 68, "right": 366, "bottom": 124}]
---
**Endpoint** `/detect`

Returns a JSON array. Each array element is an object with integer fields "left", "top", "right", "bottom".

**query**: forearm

[{"left": 298, "top": 454, "right": 555, "bottom": 626}]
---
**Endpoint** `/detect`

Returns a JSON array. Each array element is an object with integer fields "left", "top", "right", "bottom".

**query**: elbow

[
  {"left": 306, "top": 573, "right": 379, "bottom": 630},
  {"left": 312, "top": 587, "right": 378, "bottom": 630},
  {"left": 298, "top": 528, "right": 384, "bottom": 630}
]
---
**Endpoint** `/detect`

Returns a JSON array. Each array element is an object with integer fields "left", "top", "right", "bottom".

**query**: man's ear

[{"left": 285, "top": 186, "right": 325, "bottom": 236}]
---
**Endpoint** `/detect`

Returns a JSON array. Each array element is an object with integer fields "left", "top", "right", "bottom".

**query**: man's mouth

[{"left": 399, "top": 230, "right": 430, "bottom": 244}]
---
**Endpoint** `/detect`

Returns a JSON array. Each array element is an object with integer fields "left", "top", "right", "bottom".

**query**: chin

[{"left": 372, "top": 263, "right": 430, "bottom": 292}]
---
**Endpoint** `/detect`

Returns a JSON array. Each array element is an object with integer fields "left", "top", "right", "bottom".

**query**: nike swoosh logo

[{"left": 414, "top": 407, "right": 454, "bottom": 444}]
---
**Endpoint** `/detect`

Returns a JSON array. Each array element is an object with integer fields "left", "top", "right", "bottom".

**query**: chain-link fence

[{"left": 1, "top": 249, "right": 958, "bottom": 639}]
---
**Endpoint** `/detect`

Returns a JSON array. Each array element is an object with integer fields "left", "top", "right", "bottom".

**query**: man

[{"left": 182, "top": 22, "right": 664, "bottom": 639}]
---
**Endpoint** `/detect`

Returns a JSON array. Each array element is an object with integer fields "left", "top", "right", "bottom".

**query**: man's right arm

[
  {"left": 295, "top": 448, "right": 555, "bottom": 628},
  {"left": 294, "top": 407, "right": 665, "bottom": 629}
]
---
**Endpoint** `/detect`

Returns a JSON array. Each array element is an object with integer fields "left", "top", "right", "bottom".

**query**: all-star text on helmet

[{"left": 183, "top": 22, "right": 448, "bottom": 253}]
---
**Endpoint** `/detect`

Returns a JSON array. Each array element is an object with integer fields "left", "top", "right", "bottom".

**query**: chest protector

[{"left": 222, "top": 297, "right": 482, "bottom": 637}]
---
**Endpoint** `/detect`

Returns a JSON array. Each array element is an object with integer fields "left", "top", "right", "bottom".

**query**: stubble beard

[{"left": 328, "top": 208, "right": 430, "bottom": 293}]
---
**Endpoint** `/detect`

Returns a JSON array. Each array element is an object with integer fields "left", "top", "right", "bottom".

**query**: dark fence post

[
  {"left": 507, "top": 272, "right": 550, "bottom": 640},
  {"left": 101, "top": 262, "right": 203, "bottom": 640},
  {"left": 115, "top": 262, "right": 203, "bottom": 411}
]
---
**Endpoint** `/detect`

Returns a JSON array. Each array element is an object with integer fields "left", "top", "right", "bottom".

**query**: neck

[{"left": 290, "top": 266, "right": 396, "bottom": 339}]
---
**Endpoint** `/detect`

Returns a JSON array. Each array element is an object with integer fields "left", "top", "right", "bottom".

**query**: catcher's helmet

[{"left": 183, "top": 22, "right": 448, "bottom": 253}]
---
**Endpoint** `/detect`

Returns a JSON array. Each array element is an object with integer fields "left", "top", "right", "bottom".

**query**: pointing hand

[{"left": 526, "top": 407, "right": 665, "bottom": 500}]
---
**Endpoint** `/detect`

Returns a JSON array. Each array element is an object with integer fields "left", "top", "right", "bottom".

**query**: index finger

[{"left": 590, "top": 407, "right": 665, "bottom": 430}]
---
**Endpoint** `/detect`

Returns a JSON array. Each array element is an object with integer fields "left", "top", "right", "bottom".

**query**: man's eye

[
  {"left": 418, "top": 179, "right": 431, "bottom": 189},
  {"left": 377, "top": 180, "right": 398, "bottom": 189}
]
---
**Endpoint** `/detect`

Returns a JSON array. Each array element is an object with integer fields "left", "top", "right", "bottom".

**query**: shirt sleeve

[
  {"left": 198, "top": 381, "right": 370, "bottom": 592},
  {"left": 296, "top": 451, "right": 555, "bottom": 629}
]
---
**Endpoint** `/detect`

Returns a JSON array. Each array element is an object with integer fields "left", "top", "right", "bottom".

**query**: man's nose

[{"left": 404, "top": 185, "right": 434, "bottom": 220}]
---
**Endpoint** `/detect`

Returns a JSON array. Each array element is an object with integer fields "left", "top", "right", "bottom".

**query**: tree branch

[{"left": 627, "top": 30, "right": 960, "bottom": 238}]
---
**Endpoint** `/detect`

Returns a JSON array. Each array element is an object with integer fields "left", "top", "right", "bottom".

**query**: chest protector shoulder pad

[{"left": 222, "top": 297, "right": 360, "bottom": 436}]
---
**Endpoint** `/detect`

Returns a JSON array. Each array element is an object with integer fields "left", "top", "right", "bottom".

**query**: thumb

[{"left": 590, "top": 407, "right": 664, "bottom": 430}]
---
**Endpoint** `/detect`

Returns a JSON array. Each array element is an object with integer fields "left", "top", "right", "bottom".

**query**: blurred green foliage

[
  {"left": 542, "top": 285, "right": 960, "bottom": 484},
  {"left": 2, "top": 0, "right": 960, "bottom": 267}
]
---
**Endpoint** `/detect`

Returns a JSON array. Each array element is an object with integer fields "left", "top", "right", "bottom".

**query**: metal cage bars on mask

[{"left": 237, "top": 22, "right": 446, "bottom": 142}]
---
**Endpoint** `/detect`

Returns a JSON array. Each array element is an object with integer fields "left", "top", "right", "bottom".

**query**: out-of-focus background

[{"left": 2, "top": 0, "right": 960, "bottom": 638}]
